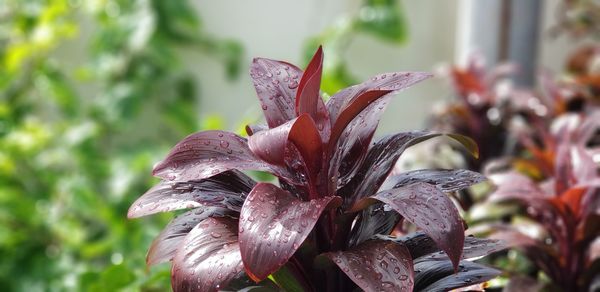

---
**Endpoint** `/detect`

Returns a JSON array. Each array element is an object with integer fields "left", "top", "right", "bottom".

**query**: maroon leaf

[
  {"left": 152, "top": 130, "right": 288, "bottom": 182},
  {"left": 171, "top": 217, "right": 244, "bottom": 292},
  {"left": 147, "top": 207, "right": 235, "bottom": 265},
  {"left": 326, "top": 72, "right": 433, "bottom": 153},
  {"left": 354, "top": 182, "right": 465, "bottom": 271},
  {"left": 555, "top": 142, "right": 576, "bottom": 195},
  {"left": 414, "top": 259, "right": 501, "bottom": 292},
  {"left": 348, "top": 203, "right": 400, "bottom": 247},
  {"left": 250, "top": 58, "right": 302, "bottom": 128},
  {"left": 248, "top": 114, "right": 322, "bottom": 176},
  {"left": 296, "top": 46, "right": 322, "bottom": 118},
  {"left": 128, "top": 170, "right": 255, "bottom": 218},
  {"left": 238, "top": 183, "right": 341, "bottom": 281},
  {"left": 341, "top": 132, "right": 478, "bottom": 205},
  {"left": 378, "top": 232, "right": 506, "bottom": 261},
  {"left": 381, "top": 169, "right": 486, "bottom": 193},
  {"left": 323, "top": 240, "right": 414, "bottom": 292},
  {"left": 296, "top": 46, "right": 330, "bottom": 142},
  {"left": 329, "top": 96, "right": 391, "bottom": 192}
]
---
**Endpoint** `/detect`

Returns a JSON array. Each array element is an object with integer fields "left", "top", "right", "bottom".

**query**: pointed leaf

[
  {"left": 128, "top": 170, "right": 255, "bottom": 218},
  {"left": 171, "top": 217, "right": 244, "bottom": 292},
  {"left": 378, "top": 232, "right": 506, "bottom": 261},
  {"left": 238, "top": 183, "right": 341, "bottom": 281},
  {"left": 381, "top": 169, "right": 486, "bottom": 193},
  {"left": 147, "top": 207, "right": 235, "bottom": 265},
  {"left": 248, "top": 114, "right": 322, "bottom": 176},
  {"left": 296, "top": 46, "right": 330, "bottom": 142},
  {"left": 414, "top": 259, "right": 501, "bottom": 292},
  {"left": 329, "top": 96, "right": 391, "bottom": 192},
  {"left": 296, "top": 46, "right": 323, "bottom": 118},
  {"left": 152, "top": 130, "right": 288, "bottom": 182},
  {"left": 250, "top": 58, "right": 301, "bottom": 128},
  {"left": 354, "top": 182, "right": 464, "bottom": 271},
  {"left": 341, "top": 132, "right": 477, "bottom": 204},
  {"left": 323, "top": 240, "right": 414, "bottom": 292},
  {"left": 327, "top": 72, "right": 432, "bottom": 151}
]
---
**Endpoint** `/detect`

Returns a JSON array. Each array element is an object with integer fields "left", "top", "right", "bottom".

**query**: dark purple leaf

[
  {"left": 381, "top": 169, "right": 486, "bottom": 193},
  {"left": 414, "top": 259, "right": 501, "bottom": 292},
  {"left": 171, "top": 217, "right": 244, "bottom": 292},
  {"left": 348, "top": 203, "right": 400, "bottom": 247},
  {"left": 378, "top": 232, "right": 505, "bottom": 261},
  {"left": 326, "top": 72, "right": 432, "bottom": 152},
  {"left": 342, "top": 131, "right": 478, "bottom": 205},
  {"left": 248, "top": 114, "right": 322, "bottom": 176},
  {"left": 329, "top": 96, "right": 391, "bottom": 192},
  {"left": 354, "top": 182, "right": 465, "bottom": 271},
  {"left": 250, "top": 58, "right": 301, "bottom": 128},
  {"left": 238, "top": 183, "right": 341, "bottom": 281},
  {"left": 555, "top": 142, "right": 576, "bottom": 195},
  {"left": 147, "top": 207, "right": 235, "bottom": 265},
  {"left": 152, "top": 130, "right": 289, "bottom": 182},
  {"left": 323, "top": 240, "right": 414, "bottom": 292},
  {"left": 128, "top": 170, "right": 255, "bottom": 218}
]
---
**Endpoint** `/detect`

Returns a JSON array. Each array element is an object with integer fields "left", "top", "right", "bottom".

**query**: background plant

[{"left": 0, "top": 0, "right": 241, "bottom": 290}]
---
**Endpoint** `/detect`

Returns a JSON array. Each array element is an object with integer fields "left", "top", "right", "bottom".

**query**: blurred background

[{"left": 1, "top": 0, "right": 598, "bottom": 291}]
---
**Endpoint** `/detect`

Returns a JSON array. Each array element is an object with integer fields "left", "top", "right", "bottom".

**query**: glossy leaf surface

[
  {"left": 128, "top": 170, "right": 255, "bottom": 218},
  {"left": 356, "top": 182, "right": 464, "bottom": 270},
  {"left": 238, "top": 183, "right": 341, "bottom": 281},
  {"left": 152, "top": 131, "right": 286, "bottom": 182},
  {"left": 171, "top": 217, "right": 244, "bottom": 292},
  {"left": 324, "top": 240, "right": 414, "bottom": 292},
  {"left": 381, "top": 169, "right": 486, "bottom": 193}
]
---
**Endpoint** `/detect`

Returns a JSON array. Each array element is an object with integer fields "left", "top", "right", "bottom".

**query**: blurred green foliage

[
  {"left": 0, "top": 0, "right": 240, "bottom": 291},
  {"left": 303, "top": 0, "right": 408, "bottom": 96}
]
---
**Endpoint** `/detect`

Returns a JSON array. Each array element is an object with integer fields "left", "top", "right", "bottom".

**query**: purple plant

[{"left": 128, "top": 47, "right": 505, "bottom": 291}]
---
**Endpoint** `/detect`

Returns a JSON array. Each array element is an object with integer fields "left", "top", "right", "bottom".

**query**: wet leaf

[
  {"left": 152, "top": 130, "right": 289, "bottom": 182},
  {"left": 171, "top": 217, "right": 244, "bottom": 292},
  {"left": 323, "top": 240, "right": 414, "bottom": 292},
  {"left": 381, "top": 169, "right": 486, "bottom": 193},
  {"left": 238, "top": 183, "right": 341, "bottom": 281},
  {"left": 147, "top": 207, "right": 235, "bottom": 265},
  {"left": 355, "top": 182, "right": 464, "bottom": 271},
  {"left": 414, "top": 259, "right": 501, "bottom": 292},
  {"left": 128, "top": 170, "right": 255, "bottom": 218},
  {"left": 250, "top": 58, "right": 301, "bottom": 128}
]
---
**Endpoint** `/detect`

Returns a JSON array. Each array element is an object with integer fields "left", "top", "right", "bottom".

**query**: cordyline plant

[
  {"left": 128, "top": 47, "right": 506, "bottom": 291},
  {"left": 481, "top": 112, "right": 600, "bottom": 291}
]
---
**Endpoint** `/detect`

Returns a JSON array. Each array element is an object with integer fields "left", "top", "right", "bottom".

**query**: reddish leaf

[
  {"left": 250, "top": 58, "right": 301, "bottom": 128},
  {"left": 414, "top": 259, "right": 501, "bottom": 292},
  {"left": 329, "top": 96, "right": 391, "bottom": 192},
  {"left": 248, "top": 114, "right": 322, "bottom": 176},
  {"left": 323, "top": 240, "right": 414, "bottom": 292},
  {"left": 354, "top": 182, "right": 465, "bottom": 271},
  {"left": 128, "top": 170, "right": 255, "bottom": 218},
  {"left": 381, "top": 169, "right": 486, "bottom": 193},
  {"left": 171, "top": 217, "right": 244, "bottom": 292},
  {"left": 238, "top": 183, "right": 341, "bottom": 282},
  {"left": 147, "top": 207, "right": 235, "bottom": 265},
  {"left": 327, "top": 72, "right": 432, "bottom": 152},
  {"left": 152, "top": 130, "right": 288, "bottom": 182}
]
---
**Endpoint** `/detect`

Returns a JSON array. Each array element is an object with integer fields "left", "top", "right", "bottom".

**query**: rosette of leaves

[
  {"left": 128, "top": 47, "right": 506, "bottom": 291},
  {"left": 480, "top": 112, "right": 600, "bottom": 291}
]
